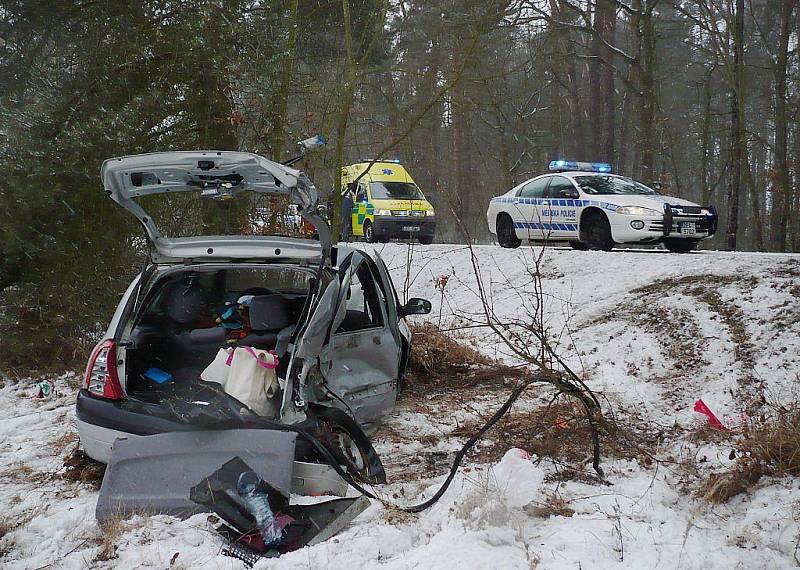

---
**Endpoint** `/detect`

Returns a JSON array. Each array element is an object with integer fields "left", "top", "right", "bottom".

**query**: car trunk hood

[
  {"left": 150, "top": 236, "right": 323, "bottom": 264},
  {"left": 102, "top": 151, "right": 330, "bottom": 263}
]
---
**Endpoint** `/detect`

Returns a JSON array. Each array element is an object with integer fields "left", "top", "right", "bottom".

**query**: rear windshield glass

[
  {"left": 575, "top": 176, "right": 659, "bottom": 196},
  {"left": 370, "top": 182, "right": 424, "bottom": 200},
  {"left": 134, "top": 193, "right": 312, "bottom": 239},
  {"left": 139, "top": 266, "right": 311, "bottom": 329}
]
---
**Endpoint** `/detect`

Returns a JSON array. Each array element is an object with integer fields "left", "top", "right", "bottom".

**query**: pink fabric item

[
  {"left": 694, "top": 399, "right": 726, "bottom": 430},
  {"left": 226, "top": 346, "right": 279, "bottom": 369}
]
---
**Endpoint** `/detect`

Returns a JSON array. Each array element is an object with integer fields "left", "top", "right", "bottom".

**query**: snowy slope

[{"left": 1, "top": 245, "right": 798, "bottom": 569}]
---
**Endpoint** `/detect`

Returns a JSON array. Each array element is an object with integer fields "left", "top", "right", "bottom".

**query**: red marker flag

[{"left": 694, "top": 399, "right": 726, "bottom": 430}]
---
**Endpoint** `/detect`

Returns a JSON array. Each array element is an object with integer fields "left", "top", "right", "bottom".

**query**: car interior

[
  {"left": 123, "top": 260, "right": 390, "bottom": 410},
  {"left": 124, "top": 266, "right": 313, "bottom": 403}
]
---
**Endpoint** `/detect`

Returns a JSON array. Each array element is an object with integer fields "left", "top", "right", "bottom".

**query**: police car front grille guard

[{"left": 662, "top": 203, "right": 718, "bottom": 237}]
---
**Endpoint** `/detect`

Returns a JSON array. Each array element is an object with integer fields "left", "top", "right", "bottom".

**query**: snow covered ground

[{"left": 1, "top": 244, "right": 799, "bottom": 569}]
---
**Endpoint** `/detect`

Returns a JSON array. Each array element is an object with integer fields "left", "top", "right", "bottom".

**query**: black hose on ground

[{"left": 291, "top": 374, "right": 543, "bottom": 513}]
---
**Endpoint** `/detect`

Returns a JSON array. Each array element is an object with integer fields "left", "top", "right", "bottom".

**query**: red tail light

[{"left": 84, "top": 340, "right": 124, "bottom": 400}]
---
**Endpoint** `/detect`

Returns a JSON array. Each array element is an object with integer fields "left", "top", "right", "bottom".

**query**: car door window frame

[
  {"left": 517, "top": 176, "right": 551, "bottom": 199},
  {"left": 544, "top": 175, "right": 579, "bottom": 199},
  {"left": 334, "top": 256, "right": 387, "bottom": 335}
]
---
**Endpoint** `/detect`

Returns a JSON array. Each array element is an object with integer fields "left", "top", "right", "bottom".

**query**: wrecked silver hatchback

[{"left": 76, "top": 150, "right": 431, "bottom": 485}]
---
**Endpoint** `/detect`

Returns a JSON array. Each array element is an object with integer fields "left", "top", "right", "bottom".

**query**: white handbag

[
  {"left": 200, "top": 347, "right": 234, "bottom": 386},
  {"left": 224, "top": 346, "right": 280, "bottom": 416}
]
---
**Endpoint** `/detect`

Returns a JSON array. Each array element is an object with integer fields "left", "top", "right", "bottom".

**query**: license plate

[
  {"left": 402, "top": 226, "right": 420, "bottom": 232},
  {"left": 680, "top": 222, "right": 696, "bottom": 235}
]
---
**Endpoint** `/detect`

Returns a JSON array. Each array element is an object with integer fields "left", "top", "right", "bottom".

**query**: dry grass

[
  {"left": 0, "top": 519, "right": 18, "bottom": 558},
  {"left": 408, "top": 323, "right": 495, "bottom": 374},
  {"left": 742, "top": 408, "right": 800, "bottom": 477},
  {"left": 0, "top": 509, "right": 42, "bottom": 559},
  {"left": 472, "top": 400, "right": 658, "bottom": 472},
  {"left": 53, "top": 431, "right": 79, "bottom": 453},
  {"left": 93, "top": 516, "right": 126, "bottom": 562},
  {"left": 523, "top": 493, "right": 575, "bottom": 519},
  {"left": 699, "top": 458, "right": 764, "bottom": 504},
  {"left": 62, "top": 447, "right": 106, "bottom": 490},
  {"left": 405, "top": 323, "right": 525, "bottom": 394},
  {"left": 699, "top": 405, "right": 800, "bottom": 503}
]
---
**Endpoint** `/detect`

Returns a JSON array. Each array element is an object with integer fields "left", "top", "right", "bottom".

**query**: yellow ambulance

[{"left": 341, "top": 160, "right": 436, "bottom": 244}]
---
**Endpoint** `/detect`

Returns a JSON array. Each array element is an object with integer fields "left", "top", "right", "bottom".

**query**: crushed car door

[
  {"left": 323, "top": 252, "right": 401, "bottom": 431},
  {"left": 291, "top": 251, "right": 400, "bottom": 429},
  {"left": 371, "top": 252, "right": 403, "bottom": 344}
]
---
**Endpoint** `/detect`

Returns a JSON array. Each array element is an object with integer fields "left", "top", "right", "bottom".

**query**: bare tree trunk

[
  {"left": 548, "top": 0, "right": 570, "bottom": 158},
  {"left": 725, "top": 0, "right": 744, "bottom": 251},
  {"left": 564, "top": 35, "right": 586, "bottom": 159},
  {"left": 770, "top": 0, "right": 797, "bottom": 251},
  {"left": 331, "top": 0, "right": 387, "bottom": 241},
  {"left": 700, "top": 70, "right": 713, "bottom": 205},
  {"left": 591, "top": 0, "right": 616, "bottom": 163},
  {"left": 451, "top": 88, "right": 467, "bottom": 226},
  {"left": 639, "top": 1, "right": 656, "bottom": 181},
  {"left": 793, "top": 115, "right": 800, "bottom": 251}
]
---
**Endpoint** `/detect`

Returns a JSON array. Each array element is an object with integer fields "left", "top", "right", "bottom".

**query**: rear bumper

[
  {"left": 76, "top": 390, "right": 196, "bottom": 462},
  {"left": 373, "top": 215, "right": 436, "bottom": 238},
  {"left": 77, "top": 417, "right": 349, "bottom": 496},
  {"left": 77, "top": 417, "right": 134, "bottom": 463}
]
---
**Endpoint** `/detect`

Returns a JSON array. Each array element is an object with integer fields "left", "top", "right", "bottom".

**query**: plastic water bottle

[{"left": 236, "top": 471, "right": 283, "bottom": 547}]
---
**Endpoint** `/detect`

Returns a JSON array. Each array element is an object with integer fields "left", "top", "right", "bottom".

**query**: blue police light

[
  {"left": 363, "top": 158, "right": 402, "bottom": 164},
  {"left": 549, "top": 160, "right": 612, "bottom": 173}
]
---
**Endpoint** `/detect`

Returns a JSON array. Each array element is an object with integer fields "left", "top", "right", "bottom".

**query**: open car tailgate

[{"left": 101, "top": 151, "right": 330, "bottom": 262}]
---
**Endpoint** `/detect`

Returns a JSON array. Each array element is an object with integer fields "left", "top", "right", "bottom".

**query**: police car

[{"left": 486, "top": 161, "right": 718, "bottom": 253}]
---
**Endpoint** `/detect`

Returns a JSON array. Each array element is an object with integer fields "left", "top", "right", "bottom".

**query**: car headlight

[
  {"left": 375, "top": 209, "right": 392, "bottom": 216},
  {"left": 616, "top": 206, "right": 662, "bottom": 216},
  {"left": 425, "top": 210, "right": 435, "bottom": 217}
]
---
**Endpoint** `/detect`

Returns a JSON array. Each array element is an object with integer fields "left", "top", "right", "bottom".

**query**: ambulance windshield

[
  {"left": 370, "top": 182, "right": 424, "bottom": 200},
  {"left": 575, "top": 175, "right": 659, "bottom": 196}
]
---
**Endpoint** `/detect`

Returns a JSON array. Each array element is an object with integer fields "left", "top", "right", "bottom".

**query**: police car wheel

[
  {"left": 582, "top": 214, "right": 613, "bottom": 251},
  {"left": 497, "top": 214, "right": 521, "bottom": 248},
  {"left": 419, "top": 235, "right": 434, "bottom": 245},
  {"left": 664, "top": 238, "right": 698, "bottom": 253},
  {"left": 364, "top": 221, "right": 376, "bottom": 243},
  {"left": 569, "top": 241, "right": 588, "bottom": 250}
]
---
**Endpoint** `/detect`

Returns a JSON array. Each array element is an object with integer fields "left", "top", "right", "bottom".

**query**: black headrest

[
  {"left": 166, "top": 284, "right": 205, "bottom": 326},
  {"left": 248, "top": 295, "right": 291, "bottom": 331}
]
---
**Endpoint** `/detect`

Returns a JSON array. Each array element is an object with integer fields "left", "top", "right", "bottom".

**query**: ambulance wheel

[
  {"left": 364, "top": 220, "right": 377, "bottom": 243},
  {"left": 569, "top": 241, "right": 588, "bottom": 250},
  {"left": 582, "top": 213, "right": 614, "bottom": 251},
  {"left": 497, "top": 214, "right": 521, "bottom": 248},
  {"left": 419, "top": 235, "right": 434, "bottom": 245},
  {"left": 664, "top": 238, "right": 698, "bottom": 253}
]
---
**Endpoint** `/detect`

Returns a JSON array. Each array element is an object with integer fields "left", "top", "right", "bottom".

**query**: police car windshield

[
  {"left": 370, "top": 182, "right": 424, "bottom": 200},
  {"left": 575, "top": 175, "right": 659, "bottom": 196}
]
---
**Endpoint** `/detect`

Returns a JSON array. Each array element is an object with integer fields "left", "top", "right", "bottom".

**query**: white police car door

[
  {"left": 513, "top": 176, "right": 551, "bottom": 239},
  {"left": 542, "top": 175, "right": 581, "bottom": 238}
]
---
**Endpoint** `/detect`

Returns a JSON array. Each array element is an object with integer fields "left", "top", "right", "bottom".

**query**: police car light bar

[
  {"left": 549, "top": 160, "right": 612, "bottom": 173},
  {"left": 362, "top": 158, "right": 402, "bottom": 164}
]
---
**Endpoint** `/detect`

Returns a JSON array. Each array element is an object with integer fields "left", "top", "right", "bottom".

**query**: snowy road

[{"left": 1, "top": 245, "right": 798, "bottom": 569}]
